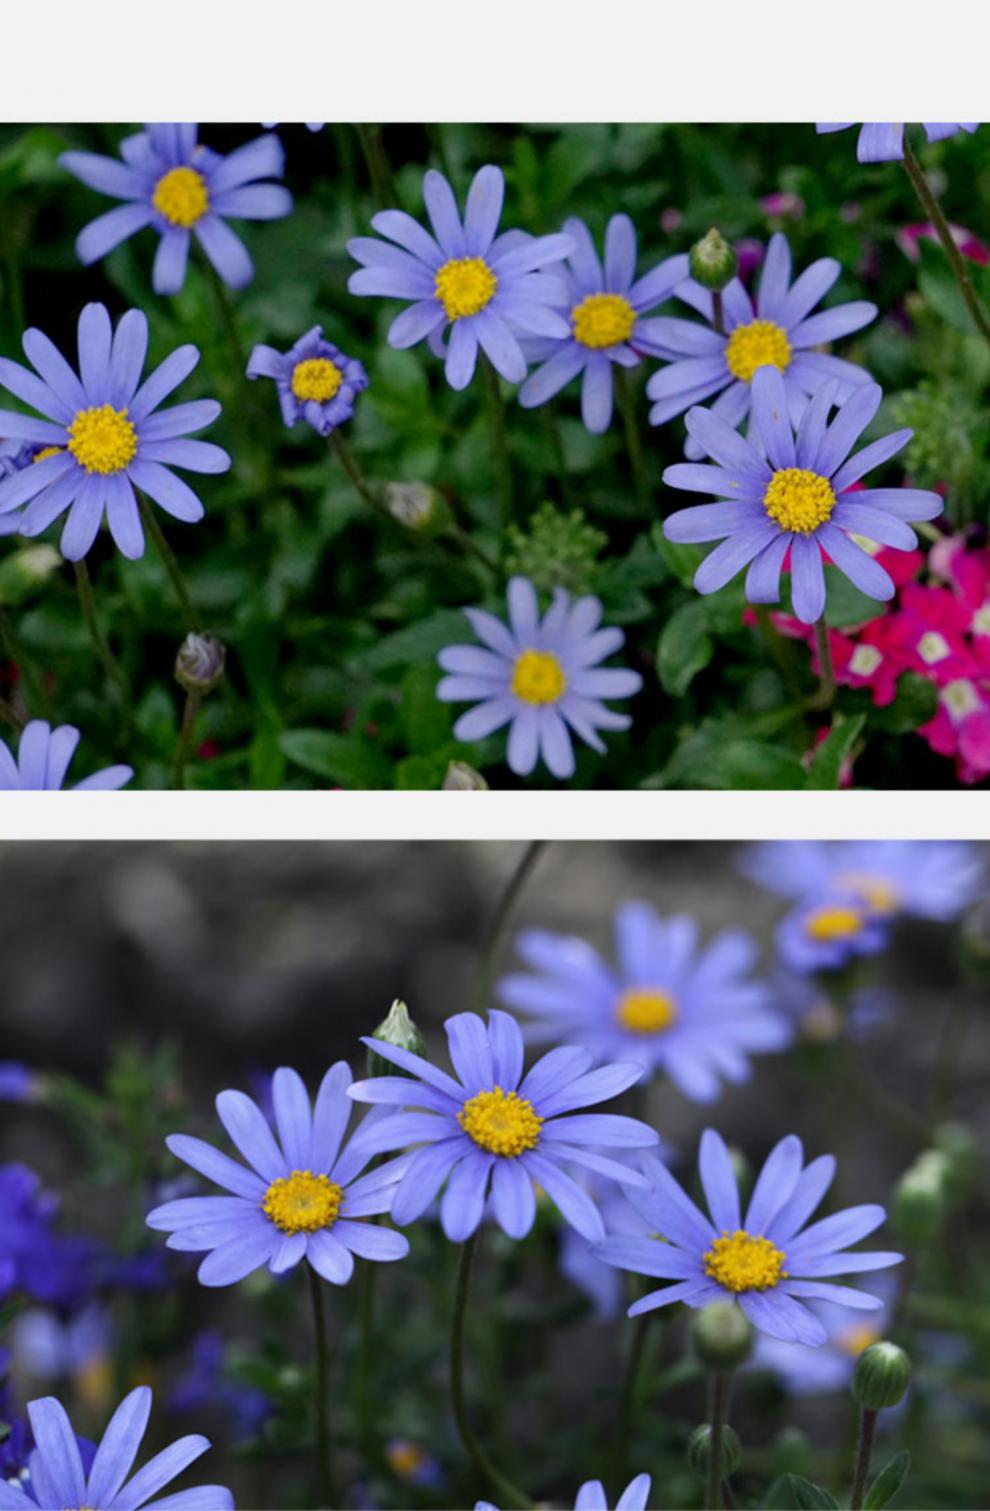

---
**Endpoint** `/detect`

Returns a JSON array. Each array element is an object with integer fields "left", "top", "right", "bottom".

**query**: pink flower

[
  {"left": 761, "top": 191, "right": 805, "bottom": 221},
  {"left": 896, "top": 222, "right": 990, "bottom": 266},
  {"left": 888, "top": 584, "right": 975, "bottom": 684},
  {"left": 919, "top": 676, "right": 990, "bottom": 783},
  {"left": 828, "top": 617, "right": 908, "bottom": 707}
]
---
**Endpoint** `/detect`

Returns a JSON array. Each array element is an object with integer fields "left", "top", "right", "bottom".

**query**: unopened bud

[
  {"left": 691, "top": 1301, "right": 754, "bottom": 1370},
  {"left": 771, "top": 1426, "right": 810, "bottom": 1477},
  {"left": 0, "top": 543, "right": 62, "bottom": 606},
  {"left": 175, "top": 632, "right": 226, "bottom": 696},
  {"left": 892, "top": 1152, "right": 949, "bottom": 1244},
  {"left": 687, "top": 1423, "right": 741, "bottom": 1479},
  {"left": 852, "top": 1341, "right": 911, "bottom": 1411},
  {"left": 367, "top": 999, "right": 426, "bottom": 1079},
  {"left": 689, "top": 228, "right": 737, "bottom": 291},
  {"left": 443, "top": 760, "right": 489, "bottom": 791},
  {"left": 383, "top": 482, "right": 449, "bottom": 537}
]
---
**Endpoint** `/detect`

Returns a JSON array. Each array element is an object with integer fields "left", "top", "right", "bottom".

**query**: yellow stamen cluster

[
  {"left": 262, "top": 1170, "right": 343, "bottom": 1234},
  {"left": 434, "top": 257, "right": 497, "bottom": 320},
  {"left": 571, "top": 292, "right": 636, "bottom": 349},
  {"left": 458, "top": 1087, "right": 543, "bottom": 1157},
  {"left": 511, "top": 648, "right": 567, "bottom": 706},
  {"left": 724, "top": 318, "right": 792, "bottom": 382},
  {"left": 703, "top": 1229, "right": 788, "bottom": 1293},
  {"left": 152, "top": 165, "right": 209, "bottom": 228},
  {"left": 805, "top": 905, "right": 865, "bottom": 942},
  {"left": 763, "top": 468, "right": 836, "bottom": 535},
  {"left": 838, "top": 1322, "right": 883, "bottom": 1358},
  {"left": 291, "top": 357, "right": 344, "bottom": 404},
  {"left": 67, "top": 406, "right": 138, "bottom": 476},
  {"left": 615, "top": 988, "right": 678, "bottom": 1035}
]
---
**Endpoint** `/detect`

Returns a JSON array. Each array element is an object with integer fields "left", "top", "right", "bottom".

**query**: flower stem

[
  {"left": 712, "top": 290, "right": 726, "bottom": 336},
  {"left": 0, "top": 604, "right": 51, "bottom": 720},
  {"left": 850, "top": 1405, "right": 879, "bottom": 1510},
  {"left": 137, "top": 494, "right": 203, "bottom": 634},
  {"left": 307, "top": 1265, "right": 334, "bottom": 1509},
  {"left": 354, "top": 124, "right": 397, "bottom": 206},
  {"left": 616, "top": 1312, "right": 653, "bottom": 1479},
  {"left": 811, "top": 616, "right": 835, "bottom": 708},
  {"left": 355, "top": 1256, "right": 377, "bottom": 1458},
  {"left": 705, "top": 1370, "right": 734, "bottom": 1511},
  {"left": 614, "top": 368, "right": 652, "bottom": 514},
  {"left": 171, "top": 689, "right": 202, "bottom": 791},
  {"left": 72, "top": 560, "right": 128, "bottom": 696},
  {"left": 470, "top": 840, "right": 548, "bottom": 1016},
  {"left": 480, "top": 354, "right": 514, "bottom": 543},
  {"left": 327, "top": 430, "right": 390, "bottom": 521},
  {"left": 451, "top": 1232, "right": 533, "bottom": 1510},
  {"left": 902, "top": 134, "right": 990, "bottom": 347}
]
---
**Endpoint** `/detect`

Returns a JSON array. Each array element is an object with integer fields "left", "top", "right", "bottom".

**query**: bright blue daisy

[
  {"left": 477, "top": 1474, "right": 651, "bottom": 1511},
  {"left": 662, "top": 366, "right": 943, "bottom": 624},
  {"left": 816, "top": 123, "right": 980, "bottom": 163},
  {"left": 347, "top": 1009, "right": 659, "bottom": 1244},
  {"left": 146, "top": 1063, "right": 411, "bottom": 1287},
  {"left": 750, "top": 1277, "right": 896, "bottom": 1396},
  {"left": 498, "top": 900, "right": 790, "bottom": 1103},
  {"left": 641, "top": 231, "right": 876, "bottom": 451},
  {"left": 594, "top": 1128, "right": 902, "bottom": 1345},
  {"left": 0, "top": 1385, "right": 232, "bottom": 1509},
  {"left": 775, "top": 897, "right": 889, "bottom": 975},
  {"left": 246, "top": 326, "right": 369, "bottom": 435},
  {"left": 347, "top": 165, "right": 574, "bottom": 389},
  {"left": 0, "top": 303, "right": 230, "bottom": 560},
  {"left": 517, "top": 214, "right": 688, "bottom": 433},
  {"left": 740, "top": 840, "right": 985, "bottom": 921},
  {"left": 61, "top": 124, "right": 292, "bottom": 294},
  {"left": 436, "top": 576, "right": 642, "bottom": 780},
  {"left": 0, "top": 720, "right": 132, "bottom": 791}
]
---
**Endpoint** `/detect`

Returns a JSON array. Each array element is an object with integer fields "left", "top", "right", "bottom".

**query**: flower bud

[
  {"left": 383, "top": 482, "right": 450, "bottom": 538},
  {"left": 687, "top": 1423, "right": 741, "bottom": 1479},
  {"left": 443, "top": 760, "right": 489, "bottom": 791},
  {"left": 0, "top": 544, "right": 62, "bottom": 607},
  {"left": 771, "top": 1426, "right": 810, "bottom": 1478},
  {"left": 691, "top": 1301, "right": 754, "bottom": 1370},
  {"left": 891, "top": 1152, "right": 949, "bottom": 1244},
  {"left": 852, "top": 1342, "right": 911, "bottom": 1411},
  {"left": 175, "top": 632, "right": 226, "bottom": 696},
  {"left": 505, "top": 501, "right": 606, "bottom": 598},
  {"left": 367, "top": 999, "right": 426, "bottom": 1079},
  {"left": 689, "top": 228, "right": 737, "bottom": 291}
]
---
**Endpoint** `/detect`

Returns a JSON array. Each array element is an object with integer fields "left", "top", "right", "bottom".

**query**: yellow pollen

[
  {"left": 511, "top": 648, "right": 567, "bottom": 705},
  {"left": 835, "top": 872, "right": 901, "bottom": 916},
  {"left": 571, "top": 292, "right": 636, "bottom": 349},
  {"left": 152, "top": 165, "right": 209, "bottom": 228},
  {"left": 67, "top": 406, "right": 138, "bottom": 476},
  {"left": 291, "top": 357, "right": 344, "bottom": 404},
  {"left": 805, "top": 904, "right": 865, "bottom": 942},
  {"left": 838, "top": 1322, "right": 882, "bottom": 1358},
  {"left": 434, "top": 256, "right": 497, "bottom": 320},
  {"left": 703, "top": 1229, "right": 788, "bottom": 1293},
  {"left": 724, "top": 318, "right": 792, "bottom": 383},
  {"left": 33, "top": 446, "right": 64, "bottom": 464},
  {"left": 458, "top": 1086, "right": 543, "bottom": 1157},
  {"left": 616, "top": 988, "right": 678, "bottom": 1035},
  {"left": 763, "top": 468, "right": 836, "bottom": 535},
  {"left": 262, "top": 1170, "right": 342, "bottom": 1234}
]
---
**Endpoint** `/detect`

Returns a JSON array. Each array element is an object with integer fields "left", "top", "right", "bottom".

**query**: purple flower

[
  {"left": 517, "top": 214, "right": 688, "bottom": 432},
  {"left": 751, "top": 1277, "right": 896, "bottom": 1394},
  {"left": 816, "top": 123, "right": 980, "bottom": 163},
  {"left": 0, "top": 721, "right": 132, "bottom": 791},
  {"left": 0, "top": 1063, "right": 39, "bottom": 1103},
  {"left": 169, "top": 1331, "right": 272, "bottom": 1442},
  {"left": 347, "top": 1009, "right": 659, "bottom": 1244},
  {"left": 741, "top": 840, "right": 985, "bottom": 921},
  {"left": 61, "top": 125, "right": 292, "bottom": 294},
  {"left": 641, "top": 232, "right": 876, "bottom": 451},
  {"left": 436, "top": 576, "right": 642, "bottom": 780},
  {"left": 0, "top": 304, "right": 230, "bottom": 560},
  {"left": 247, "top": 326, "right": 368, "bottom": 435},
  {"left": 347, "top": 165, "right": 574, "bottom": 389},
  {"left": 775, "top": 897, "right": 889, "bottom": 975},
  {"left": 662, "top": 367, "right": 942, "bottom": 624}
]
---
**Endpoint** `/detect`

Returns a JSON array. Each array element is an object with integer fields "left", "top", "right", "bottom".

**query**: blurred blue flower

[
  {"left": 247, "top": 326, "right": 368, "bottom": 435},
  {"left": 385, "top": 1438, "right": 445, "bottom": 1489},
  {"left": 478, "top": 1474, "right": 651, "bottom": 1511},
  {"left": 0, "top": 1063, "right": 39, "bottom": 1103},
  {"left": 750, "top": 1276, "right": 896, "bottom": 1394},
  {"left": 741, "top": 840, "right": 985, "bottom": 921},
  {"left": 10, "top": 1304, "right": 111, "bottom": 1387},
  {"left": 776, "top": 898, "right": 889, "bottom": 975},
  {"left": 558, "top": 1155, "right": 669, "bottom": 1320},
  {"left": 0, "top": 1165, "right": 60, "bottom": 1300},
  {"left": 816, "top": 123, "right": 980, "bottom": 163},
  {"left": 0, "top": 721, "right": 132, "bottom": 792},
  {"left": 169, "top": 1331, "right": 271, "bottom": 1442}
]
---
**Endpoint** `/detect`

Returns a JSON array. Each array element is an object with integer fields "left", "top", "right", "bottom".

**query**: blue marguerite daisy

[
  {"left": 750, "top": 1277, "right": 895, "bottom": 1396},
  {"left": 61, "top": 124, "right": 292, "bottom": 294},
  {"left": 594, "top": 1128, "right": 902, "bottom": 1344},
  {"left": 347, "top": 1009, "right": 659, "bottom": 1244},
  {"left": 0, "top": 303, "right": 230, "bottom": 560},
  {"left": 0, "top": 720, "right": 132, "bottom": 792},
  {"left": 517, "top": 214, "right": 688, "bottom": 433},
  {"left": 816, "top": 123, "right": 980, "bottom": 163},
  {"left": 246, "top": 326, "right": 369, "bottom": 435},
  {"left": 478, "top": 1474, "right": 651, "bottom": 1511},
  {"left": 641, "top": 232, "right": 876, "bottom": 450},
  {"left": 775, "top": 896, "right": 889, "bottom": 975},
  {"left": 741, "top": 840, "right": 985, "bottom": 922},
  {"left": 0, "top": 1385, "right": 232, "bottom": 1509},
  {"left": 146, "top": 1063, "right": 411, "bottom": 1287},
  {"left": 347, "top": 165, "right": 574, "bottom": 389},
  {"left": 662, "top": 366, "right": 943, "bottom": 624},
  {"left": 498, "top": 900, "right": 790, "bottom": 1102},
  {"left": 436, "top": 576, "right": 642, "bottom": 780}
]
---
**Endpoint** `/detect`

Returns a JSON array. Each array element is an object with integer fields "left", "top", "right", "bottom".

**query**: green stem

[
  {"left": 356, "top": 1257, "right": 377, "bottom": 1456},
  {"left": 811, "top": 617, "right": 835, "bottom": 708},
  {"left": 470, "top": 841, "right": 548, "bottom": 1015},
  {"left": 850, "top": 1406, "right": 878, "bottom": 1510},
  {"left": 614, "top": 368, "right": 652, "bottom": 513},
  {"left": 540, "top": 406, "right": 574, "bottom": 509},
  {"left": 73, "top": 560, "right": 128, "bottom": 695},
  {"left": 705, "top": 1370, "right": 734, "bottom": 1511},
  {"left": 480, "top": 355, "right": 513, "bottom": 542},
  {"left": 0, "top": 603, "right": 51, "bottom": 719},
  {"left": 902, "top": 134, "right": 990, "bottom": 347},
  {"left": 447, "top": 520, "right": 500, "bottom": 575},
  {"left": 712, "top": 290, "right": 725, "bottom": 336},
  {"left": 327, "top": 430, "right": 392, "bottom": 522},
  {"left": 307, "top": 1266, "right": 334, "bottom": 1509},
  {"left": 616, "top": 1312, "right": 653, "bottom": 1479},
  {"left": 137, "top": 494, "right": 202, "bottom": 633},
  {"left": 354, "top": 124, "right": 397, "bottom": 206},
  {"left": 171, "top": 689, "right": 202, "bottom": 791}
]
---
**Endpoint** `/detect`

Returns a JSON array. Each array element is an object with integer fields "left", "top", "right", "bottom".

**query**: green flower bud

[
  {"left": 689, "top": 228, "right": 737, "bottom": 291},
  {"left": 383, "top": 481, "right": 450, "bottom": 538},
  {"left": 367, "top": 999, "right": 426, "bottom": 1079},
  {"left": 687, "top": 1423, "right": 741, "bottom": 1479},
  {"left": 505, "top": 502, "right": 607, "bottom": 598},
  {"left": 443, "top": 760, "right": 489, "bottom": 791},
  {"left": 0, "top": 544, "right": 62, "bottom": 607},
  {"left": 892, "top": 1153, "right": 949, "bottom": 1244},
  {"left": 852, "top": 1342, "right": 912, "bottom": 1411},
  {"left": 691, "top": 1301, "right": 754, "bottom": 1370},
  {"left": 771, "top": 1426, "right": 810, "bottom": 1478},
  {"left": 175, "top": 632, "right": 226, "bottom": 696}
]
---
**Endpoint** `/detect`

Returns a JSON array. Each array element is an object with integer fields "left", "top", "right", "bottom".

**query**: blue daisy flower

[
  {"left": 741, "top": 840, "right": 985, "bottom": 921},
  {"left": 662, "top": 366, "right": 943, "bottom": 624},
  {"left": 60, "top": 124, "right": 292, "bottom": 294},
  {"left": 436, "top": 576, "right": 643, "bottom": 780},
  {"left": 641, "top": 232, "right": 876, "bottom": 451},
  {"left": 347, "top": 165, "right": 574, "bottom": 389},
  {"left": 498, "top": 900, "right": 790, "bottom": 1103},
  {"left": 816, "top": 123, "right": 980, "bottom": 163},
  {"left": 477, "top": 1474, "right": 651, "bottom": 1511},
  {"left": 347, "top": 1009, "right": 659, "bottom": 1244},
  {"left": 751, "top": 1277, "right": 896, "bottom": 1396},
  {"left": 0, "top": 1385, "right": 232, "bottom": 1509},
  {"left": 775, "top": 897, "right": 889, "bottom": 975},
  {"left": 517, "top": 214, "right": 688, "bottom": 432},
  {"left": 0, "top": 303, "right": 230, "bottom": 560},
  {"left": 146, "top": 1063, "right": 411, "bottom": 1288},
  {"left": 246, "top": 326, "right": 369, "bottom": 435},
  {"left": 0, "top": 720, "right": 132, "bottom": 791},
  {"left": 594, "top": 1127, "right": 902, "bottom": 1345}
]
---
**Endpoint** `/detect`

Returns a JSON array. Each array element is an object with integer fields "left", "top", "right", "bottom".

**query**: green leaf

[
  {"left": 806, "top": 713, "right": 866, "bottom": 789},
  {"left": 822, "top": 565, "right": 884, "bottom": 629},
  {"left": 865, "top": 1452, "right": 910, "bottom": 1510},
  {"left": 279, "top": 730, "right": 392, "bottom": 789},
  {"left": 361, "top": 609, "right": 468, "bottom": 674},
  {"left": 763, "top": 1474, "right": 840, "bottom": 1509},
  {"left": 399, "top": 663, "right": 451, "bottom": 754},
  {"left": 651, "top": 722, "right": 807, "bottom": 789},
  {"left": 657, "top": 600, "right": 714, "bottom": 696},
  {"left": 871, "top": 673, "right": 938, "bottom": 733}
]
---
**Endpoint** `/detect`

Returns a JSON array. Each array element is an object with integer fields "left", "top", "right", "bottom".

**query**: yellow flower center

[
  {"left": 67, "top": 405, "right": 138, "bottom": 476},
  {"left": 805, "top": 904, "right": 865, "bottom": 942},
  {"left": 262, "top": 1170, "right": 343, "bottom": 1234},
  {"left": 458, "top": 1087, "right": 543, "bottom": 1157},
  {"left": 571, "top": 292, "right": 636, "bottom": 349},
  {"left": 291, "top": 357, "right": 344, "bottom": 404},
  {"left": 724, "top": 318, "right": 792, "bottom": 383},
  {"left": 838, "top": 1322, "right": 882, "bottom": 1358},
  {"left": 835, "top": 872, "right": 901, "bottom": 916},
  {"left": 434, "top": 256, "right": 497, "bottom": 320},
  {"left": 152, "top": 165, "right": 210, "bottom": 228},
  {"left": 511, "top": 648, "right": 567, "bottom": 705},
  {"left": 615, "top": 988, "right": 678, "bottom": 1035},
  {"left": 703, "top": 1229, "right": 788, "bottom": 1293},
  {"left": 763, "top": 468, "right": 836, "bottom": 535},
  {"left": 33, "top": 445, "right": 64, "bottom": 464},
  {"left": 387, "top": 1442, "right": 429, "bottom": 1478}
]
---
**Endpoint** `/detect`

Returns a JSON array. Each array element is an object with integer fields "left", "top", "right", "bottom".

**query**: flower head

[
  {"left": 436, "top": 576, "right": 642, "bottom": 779},
  {"left": 347, "top": 165, "right": 574, "bottom": 389},
  {"left": 816, "top": 123, "right": 980, "bottom": 163},
  {"left": 751, "top": 1277, "right": 895, "bottom": 1395},
  {"left": 247, "top": 325, "right": 369, "bottom": 435},
  {"left": 775, "top": 896, "right": 889, "bottom": 974},
  {"left": 61, "top": 124, "right": 292, "bottom": 293},
  {"left": 0, "top": 304, "right": 230, "bottom": 560},
  {"left": 594, "top": 1128, "right": 902, "bottom": 1344},
  {"left": 347, "top": 1009, "right": 659, "bottom": 1243},
  {"left": 662, "top": 368, "right": 942, "bottom": 624},
  {"left": 0, "top": 720, "right": 132, "bottom": 791},
  {"left": 477, "top": 1475, "right": 651, "bottom": 1511},
  {"left": 498, "top": 901, "right": 790, "bottom": 1102},
  {"left": 146, "top": 1063, "right": 411, "bottom": 1287},
  {"left": 741, "top": 840, "right": 984, "bottom": 922},
  {"left": 517, "top": 214, "right": 687, "bottom": 432}
]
